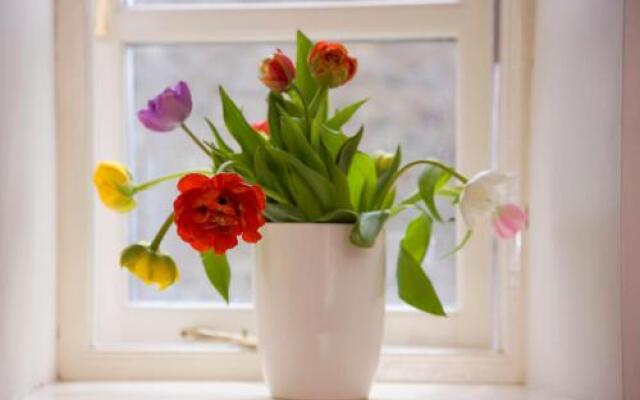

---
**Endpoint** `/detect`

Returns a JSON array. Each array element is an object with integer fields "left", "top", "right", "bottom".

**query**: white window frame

[{"left": 56, "top": 0, "right": 532, "bottom": 383}]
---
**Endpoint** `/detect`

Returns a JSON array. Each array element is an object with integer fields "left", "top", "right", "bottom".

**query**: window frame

[{"left": 56, "top": 0, "right": 532, "bottom": 383}]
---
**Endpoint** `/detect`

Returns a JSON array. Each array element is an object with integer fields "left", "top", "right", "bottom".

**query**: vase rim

[{"left": 264, "top": 221, "right": 355, "bottom": 227}]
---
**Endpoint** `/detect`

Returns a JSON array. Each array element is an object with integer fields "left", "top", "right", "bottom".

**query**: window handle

[{"left": 181, "top": 327, "right": 257, "bottom": 350}]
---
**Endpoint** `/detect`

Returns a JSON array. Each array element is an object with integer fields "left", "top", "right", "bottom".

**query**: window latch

[{"left": 181, "top": 327, "right": 257, "bottom": 350}]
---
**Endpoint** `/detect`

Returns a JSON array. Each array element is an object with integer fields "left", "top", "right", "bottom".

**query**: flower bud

[
  {"left": 93, "top": 161, "right": 136, "bottom": 212},
  {"left": 374, "top": 151, "right": 394, "bottom": 175},
  {"left": 259, "top": 50, "right": 296, "bottom": 93},
  {"left": 308, "top": 41, "right": 357, "bottom": 88},
  {"left": 137, "top": 81, "right": 192, "bottom": 132},
  {"left": 120, "top": 242, "right": 180, "bottom": 290}
]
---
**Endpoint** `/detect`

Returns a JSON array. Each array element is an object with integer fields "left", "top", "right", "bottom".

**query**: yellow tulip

[
  {"left": 373, "top": 151, "right": 394, "bottom": 175},
  {"left": 120, "top": 242, "right": 179, "bottom": 290},
  {"left": 93, "top": 161, "right": 136, "bottom": 212}
]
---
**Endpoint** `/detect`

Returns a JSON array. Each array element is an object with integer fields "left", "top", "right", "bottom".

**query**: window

[{"left": 58, "top": 0, "right": 530, "bottom": 382}]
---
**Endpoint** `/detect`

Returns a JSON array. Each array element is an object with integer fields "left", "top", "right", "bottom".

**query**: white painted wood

[
  {"left": 0, "top": 1, "right": 57, "bottom": 399},
  {"left": 89, "top": 0, "right": 495, "bottom": 349},
  {"left": 526, "top": 0, "right": 623, "bottom": 399},
  {"left": 57, "top": 0, "right": 530, "bottom": 383},
  {"left": 24, "top": 382, "right": 574, "bottom": 400}
]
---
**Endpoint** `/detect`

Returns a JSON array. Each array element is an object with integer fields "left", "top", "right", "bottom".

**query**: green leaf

[
  {"left": 396, "top": 213, "right": 445, "bottom": 316},
  {"left": 312, "top": 209, "right": 358, "bottom": 223},
  {"left": 219, "top": 86, "right": 263, "bottom": 162},
  {"left": 280, "top": 115, "right": 328, "bottom": 177},
  {"left": 326, "top": 98, "right": 368, "bottom": 131},
  {"left": 347, "top": 152, "right": 377, "bottom": 212},
  {"left": 337, "top": 126, "right": 364, "bottom": 174},
  {"left": 205, "top": 117, "right": 234, "bottom": 153},
  {"left": 370, "top": 146, "right": 401, "bottom": 209},
  {"left": 397, "top": 246, "right": 445, "bottom": 316},
  {"left": 403, "top": 212, "right": 433, "bottom": 264},
  {"left": 326, "top": 155, "right": 353, "bottom": 210},
  {"left": 350, "top": 210, "right": 390, "bottom": 248},
  {"left": 264, "top": 203, "right": 305, "bottom": 222},
  {"left": 381, "top": 188, "right": 396, "bottom": 210},
  {"left": 253, "top": 146, "right": 292, "bottom": 205},
  {"left": 418, "top": 165, "right": 452, "bottom": 222},
  {"left": 227, "top": 152, "right": 255, "bottom": 180},
  {"left": 266, "top": 146, "right": 335, "bottom": 211},
  {"left": 286, "top": 170, "right": 325, "bottom": 219},
  {"left": 201, "top": 250, "right": 231, "bottom": 303},
  {"left": 294, "top": 30, "right": 319, "bottom": 103},
  {"left": 319, "top": 126, "right": 347, "bottom": 160},
  {"left": 439, "top": 229, "right": 473, "bottom": 259}
]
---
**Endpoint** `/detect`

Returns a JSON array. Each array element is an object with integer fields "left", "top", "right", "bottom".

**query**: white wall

[
  {"left": 0, "top": 1, "right": 57, "bottom": 399},
  {"left": 527, "top": 0, "right": 623, "bottom": 399}
]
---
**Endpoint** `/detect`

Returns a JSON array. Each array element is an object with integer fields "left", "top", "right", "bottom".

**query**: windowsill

[{"left": 25, "top": 382, "right": 573, "bottom": 400}]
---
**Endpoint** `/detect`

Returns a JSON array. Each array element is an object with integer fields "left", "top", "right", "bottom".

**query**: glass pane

[{"left": 127, "top": 40, "right": 457, "bottom": 308}]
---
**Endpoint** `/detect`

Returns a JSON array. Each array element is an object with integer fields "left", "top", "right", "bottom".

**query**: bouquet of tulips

[{"left": 93, "top": 31, "right": 526, "bottom": 316}]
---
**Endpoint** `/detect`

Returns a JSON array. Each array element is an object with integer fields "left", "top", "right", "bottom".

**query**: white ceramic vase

[{"left": 254, "top": 223, "right": 385, "bottom": 400}]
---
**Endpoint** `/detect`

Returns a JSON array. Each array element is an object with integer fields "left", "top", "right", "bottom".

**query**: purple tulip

[{"left": 137, "top": 81, "right": 192, "bottom": 132}]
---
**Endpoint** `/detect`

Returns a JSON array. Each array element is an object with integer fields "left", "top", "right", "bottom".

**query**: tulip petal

[
  {"left": 137, "top": 109, "right": 177, "bottom": 132},
  {"left": 177, "top": 173, "right": 211, "bottom": 193},
  {"left": 459, "top": 170, "right": 516, "bottom": 229},
  {"left": 492, "top": 203, "right": 527, "bottom": 239}
]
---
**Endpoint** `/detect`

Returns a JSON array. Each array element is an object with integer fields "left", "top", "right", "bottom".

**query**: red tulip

[
  {"left": 259, "top": 50, "right": 296, "bottom": 93},
  {"left": 308, "top": 41, "right": 357, "bottom": 88},
  {"left": 173, "top": 173, "right": 266, "bottom": 254},
  {"left": 251, "top": 120, "right": 270, "bottom": 138}
]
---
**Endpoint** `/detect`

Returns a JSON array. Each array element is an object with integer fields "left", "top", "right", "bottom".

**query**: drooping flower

[
  {"left": 259, "top": 50, "right": 296, "bottom": 93},
  {"left": 308, "top": 41, "right": 357, "bottom": 88},
  {"left": 93, "top": 161, "right": 136, "bottom": 212},
  {"left": 173, "top": 173, "right": 266, "bottom": 254},
  {"left": 137, "top": 81, "right": 192, "bottom": 132},
  {"left": 120, "top": 242, "right": 179, "bottom": 290},
  {"left": 251, "top": 120, "right": 270, "bottom": 139},
  {"left": 459, "top": 171, "right": 527, "bottom": 239}
]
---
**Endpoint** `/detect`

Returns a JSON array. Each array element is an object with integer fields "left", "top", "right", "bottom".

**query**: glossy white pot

[{"left": 254, "top": 223, "right": 385, "bottom": 400}]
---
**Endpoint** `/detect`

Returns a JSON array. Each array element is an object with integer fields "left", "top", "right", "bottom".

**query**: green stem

[
  {"left": 389, "top": 203, "right": 413, "bottom": 218},
  {"left": 290, "top": 85, "right": 311, "bottom": 135},
  {"left": 395, "top": 191, "right": 421, "bottom": 207},
  {"left": 396, "top": 159, "right": 468, "bottom": 184},
  {"left": 373, "top": 160, "right": 467, "bottom": 210},
  {"left": 180, "top": 123, "right": 211, "bottom": 157},
  {"left": 150, "top": 213, "right": 174, "bottom": 251},
  {"left": 385, "top": 160, "right": 467, "bottom": 203},
  {"left": 437, "top": 186, "right": 463, "bottom": 199},
  {"left": 132, "top": 169, "right": 210, "bottom": 194}
]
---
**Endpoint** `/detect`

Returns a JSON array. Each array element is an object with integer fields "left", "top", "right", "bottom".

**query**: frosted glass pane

[{"left": 126, "top": 40, "right": 457, "bottom": 308}]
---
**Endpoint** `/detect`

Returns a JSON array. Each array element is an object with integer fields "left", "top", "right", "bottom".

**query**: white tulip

[{"left": 459, "top": 170, "right": 514, "bottom": 229}]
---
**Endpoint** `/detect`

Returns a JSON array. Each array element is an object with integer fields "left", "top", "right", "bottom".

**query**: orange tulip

[{"left": 308, "top": 41, "right": 357, "bottom": 88}]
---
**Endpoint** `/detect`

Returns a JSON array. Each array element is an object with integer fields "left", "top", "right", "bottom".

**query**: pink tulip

[{"left": 492, "top": 203, "right": 527, "bottom": 239}]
